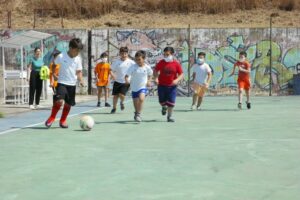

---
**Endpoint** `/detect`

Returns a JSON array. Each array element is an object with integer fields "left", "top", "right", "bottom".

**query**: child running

[
  {"left": 230, "top": 51, "right": 251, "bottom": 109},
  {"left": 45, "top": 38, "right": 84, "bottom": 128},
  {"left": 125, "top": 50, "right": 153, "bottom": 122},
  {"left": 191, "top": 52, "right": 212, "bottom": 110},
  {"left": 153, "top": 47, "right": 184, "bottom": 122},
  {"left": 110, "top": 47, "right": 135, "bottom": 114},
  {"left": 94, "top": 52, "right": 111, "bottom": 107}
]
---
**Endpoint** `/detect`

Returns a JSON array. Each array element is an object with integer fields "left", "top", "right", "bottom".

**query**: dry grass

[{"left": 276, "top": 0, "right": 299, "bottom": 11}]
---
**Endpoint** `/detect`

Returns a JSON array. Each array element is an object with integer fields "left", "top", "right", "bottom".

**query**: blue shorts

[
  {"left": 158, "top": 85, "right": 177, "bottom": 107},
  {"left": 132, "top": 88, "right": 148, "bottom": 99}
]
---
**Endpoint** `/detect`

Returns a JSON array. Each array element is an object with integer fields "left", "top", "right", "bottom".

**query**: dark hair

[
  {"left": 240, "top": 51, "right": 247, "bottom": 57},
  {"left": 119, "top": 46, "right": 129, "bottom": 53},
  {"left": 69, "top": 38, "right": 83, "bottom": 50},
  {"left": 135, "top": 50, "right": 146, "bottom": 59},
  {"left": 164, "top": 47, "right": 174, "bottom": 54},
  {"left": 100, "top": 52, "right": 108, "bottom": 58},
  {"left": 198, "top": 52, "right": 206, "bottom": 57},
  {"left": 34, "top": 47, "right": 41, "bottom": 53}
]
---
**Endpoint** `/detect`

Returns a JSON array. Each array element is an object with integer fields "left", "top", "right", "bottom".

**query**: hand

[
  {"left": 53, "top": 75, "right": 58, "bottom": 81},
  {"left": 229, "top": 72, "right": 234, "bottom": 77},
  {"left": 125, "top": 80, "right": 130, "bottom": 85},
  {"left": 146, "top": 81, "right": 151, "bottom": 87},
  {"left": 172, "top": 79, "right": 179, "bottom": 85},
  {"left": 204, "top": 82, "right": 209, "bottom": 89},
  {"left": 154, "top": 78, "right": 159, "bottom": 85},
  {"left": 79, "top": 80, "right": 85, "bottom": 87}
]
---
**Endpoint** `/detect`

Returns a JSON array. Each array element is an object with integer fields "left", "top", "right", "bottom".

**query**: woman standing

[{"left": 28, "top": 47, "right": 44, "bottom": 109}]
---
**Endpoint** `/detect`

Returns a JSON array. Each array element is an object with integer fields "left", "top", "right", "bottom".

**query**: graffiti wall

[{"left": 1, "top": 28, "right": 299, "bottom": 99}]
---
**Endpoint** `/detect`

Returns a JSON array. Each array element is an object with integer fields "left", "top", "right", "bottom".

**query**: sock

[
  {"left": 60, "top": 103, "right": 71, "bottom": 123},
  {"left": 48, "top": 101, "right": 62, "bottom": 121}
]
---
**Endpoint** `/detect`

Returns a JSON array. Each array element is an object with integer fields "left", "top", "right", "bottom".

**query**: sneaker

[
  {"left": 35, "top": 105, "right": 43, "bottom": 109},
  {"left": 134, "top": 112, "right": 142, "bottom": 122},
  {"left": 59, "top": 121, "right": 69, "bottom": 128},
  {"left": 29, "top": 105, "right": 36, "bottom": 110},
  {"left": 197, "top": 106, "right": 201, "bottom": 110},
  {"left": 97, "top": 102, "right": 101, "bottom": 107},
  {"left": 238, "top": 103, "right": 242, "bottom": 110},
  {"left": 120, "top": 103, "right": 125, "bottom": 110},
  {"left": 45, "top": 117, "right": 55, "bottom": 128},
  {"left": 167, "top": 117, "right": 175, "bottom": 122},
  {"left": 105, "top": 102, "right": 111, "bottom": 107},
  {"left": 111, "top": 108, "right": 116, "bottom": 114},
  {"left": 191, "top": 105, "right": 196, "bottom": 110},
  {"left": 246, "top": 102, "right": 251, "bottom": 109},
  {"left": 161, "top": 106, "right": 167, "bottom": 115}
]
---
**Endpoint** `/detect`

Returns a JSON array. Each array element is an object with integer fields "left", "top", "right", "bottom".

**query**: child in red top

[
  {"left": 153, "top": 47, "right": 184, "bottom": 122},
  {"left": 230, "top": 51, "right": 251, "bottom": 109}
]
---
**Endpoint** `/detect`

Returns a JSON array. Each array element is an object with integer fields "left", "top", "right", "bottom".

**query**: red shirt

[
  {"left": 155, "top": 59, "right": 183, "bottom": 86},
  {"left": 234, "top": 61, "right": 251, "bottom": 81}
]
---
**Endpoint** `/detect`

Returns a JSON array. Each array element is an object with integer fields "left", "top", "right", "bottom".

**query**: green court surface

[{"left": 0, "top": 96, "right": 299, "bottom": 200}]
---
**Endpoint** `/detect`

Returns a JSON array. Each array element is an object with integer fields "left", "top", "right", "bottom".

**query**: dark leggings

[{"left": 29, "top": 70, "right": 43, "bottom": 105}]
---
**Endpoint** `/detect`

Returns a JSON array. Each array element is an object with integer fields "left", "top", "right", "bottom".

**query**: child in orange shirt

[
  {"left": 94, "top": 52, "right": 111, "bottom": 107},
  {"left": 49, "top": 51, "right": 61, "bottom": 102},
  {"left": 230, "top": 51, "right": 251, "bottom": 109}
]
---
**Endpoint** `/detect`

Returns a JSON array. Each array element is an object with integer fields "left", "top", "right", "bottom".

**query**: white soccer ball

[{"left": 80, "top": 115, "right": 95, "bottom": 131}]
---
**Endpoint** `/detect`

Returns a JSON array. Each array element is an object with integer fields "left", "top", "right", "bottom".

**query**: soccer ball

[{"left": 80, "top": 115, "right": 95, "bottom": 131}]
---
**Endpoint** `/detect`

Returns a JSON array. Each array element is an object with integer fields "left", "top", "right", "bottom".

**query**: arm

[
  {"left": 125, "top": 74, "right": 130, "bottom": 84},
  {"left": 173, "top": 73, "right": 184, "bottom": 85},
  {"left": 147, "top": 75, "right": 152, "bottom": 87},
  {"left": 191, "top": 72, "right": 196, "bottom": 82},
  {"left": 27, "top": 63, "right": 32, "bottom": 81},
  {"left": 77, "top": 70, "right": 84, "bottom": 86},
  {"left": 205, "top": 72, "right": 212, "bottom": 88},
  {"left": 153, "top": 70, "right": 159, "bottom": 84},
  {"left": 229, "top": 64, "right": 237, "bottom": 76}
]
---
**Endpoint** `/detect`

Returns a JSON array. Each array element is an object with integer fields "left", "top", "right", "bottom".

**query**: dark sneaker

[
  {"left": 105, "top": 102, "right": 111, "bottom": 107},
  {"left": 238, "top": 103, "right": 242, "bottom": 110},
  {"left": 111, "top": 108, "right": 116, "bottom": 114},
  {"left": 120, "top": 103, "right": 125, "bottom": 111},
  {"left": 97, "top": 102, "right": 101, "bottom": 107},
  {"left": 161, "top": 106, "right": 167, "bottom": 116},
  {"left": 45, "top": 118, "right": 55, "bottom": 128},
  {"left": 246, "top": 102, "right": 251, "bottom": 109},
  {"left": 167, "top": 117, "right": 175, "bottom": 122},
  {"left": 59, "top": 121, "right": 69, "bottom": 128}
]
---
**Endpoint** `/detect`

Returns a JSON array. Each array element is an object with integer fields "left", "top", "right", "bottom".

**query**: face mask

[
  {"left": 239, "top": 58, "right": 246, "bottom": 62},
  {"left": 102, "top": 57, "right": 108, "bottom": 63},
  {"left": 164, "top": 55, "right": 173, "bottom": 62},
  {"left": 197, "top": 58, "right": 205, "bottom": 65}
]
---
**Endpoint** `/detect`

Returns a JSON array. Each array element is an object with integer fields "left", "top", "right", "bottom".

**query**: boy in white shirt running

[
  {"left": 110, "top": 47, "right": 135, "bottom": 114},
  {"left": 191, "top": 52, "right": 212, "bottom": 110},
  {"left": 45, "top": 38, "right": 84, "bottom": 128},
  {"left": 125, "top": 50, "right": 153, "bottom": 122}
]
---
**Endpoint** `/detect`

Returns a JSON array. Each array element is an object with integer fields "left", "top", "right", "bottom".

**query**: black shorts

[
  {"left": 54, "top": 83, "right": 76, "bottom": 106},
  {"left": 112, "top": 82, "right": 130, "bottom": 96}
]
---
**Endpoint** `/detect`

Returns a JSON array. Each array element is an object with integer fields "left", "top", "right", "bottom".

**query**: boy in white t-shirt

[
  {"left": 191, "top": 52, "right": 212, "bottom": 110},
  {"left": 45, "top": 38, "right": 84, "bottom": 128},
  {"left": 125, "top": 50, "right": 153, "bottom": 122},
  {"left": 110, "top": 47, "right": 135, "bottom": 114}
]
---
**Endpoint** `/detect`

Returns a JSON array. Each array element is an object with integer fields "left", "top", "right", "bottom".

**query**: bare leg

[
  {"left": 113, "top": 95, "right": 118, "bottom": 109},
  {"left": 192, "top": 93, "right": 198, "bottom": 106},
  {"left": 97, "top": 87, "right": 102, "bottom": 102},
  {"left": 137, "top": 93, "right": 145, "bottom": 114},
  {"left": 245, "top": 89, "right": 250, "bottom": 103},
  {"left": 197, "top": 96, "right": 203, "bottom": 108},
  {"left": 239, "top": 89, "right": 243, "bottom": 103}
]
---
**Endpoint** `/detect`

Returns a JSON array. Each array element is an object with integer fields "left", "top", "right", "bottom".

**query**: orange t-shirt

[
  {"left": 49, "top": 62, "right": 60, "bottom": 88},
  {"left": 234, "top": 61, "right": 251, "bottom": 81},
  {"left": 94, "top": 62, "right": 110, "bottom": 86}
]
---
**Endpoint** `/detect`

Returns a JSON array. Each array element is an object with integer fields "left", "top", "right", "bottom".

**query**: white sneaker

[
  {"left": 35, "top": 105, "right": 42, "bottom": 109},
  {"left": 29, "top": 105, "right": 36, "bottom": 110},
  {"left": 197, "top": 106, "right": 201, "bottom": 110},
  {"left": 191, "top": 105, "right": 196, "bottom": 110}
]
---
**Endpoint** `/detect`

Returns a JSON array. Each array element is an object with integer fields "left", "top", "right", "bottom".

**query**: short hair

[
  {"left": 34, "top": 47, "right": 41, "bottom": 53},
  {"left": 240, "top": 51, "right": 247, "bottom": 57},
  {"left": 69, "top": 38, "right": 83, "bottom": 50},
  {"left": 119, "top": 47, "right": 129, "bottom": 53},
  {"left": 198, "top": 52, "right": 206, "bottom": 57},
  {"left": 135, "top": 50, "right": 146, "bottom": 59},
  {"left": 100, "top": 52, "right": 108, "bottom": 58},
  {"left": 164, "top": 47, "right": 174, "bottom": 54}
]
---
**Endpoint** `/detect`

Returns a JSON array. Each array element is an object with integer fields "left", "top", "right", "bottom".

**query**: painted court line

[{"left": 0, "top": 100, "right": 131, "bottom": 136}]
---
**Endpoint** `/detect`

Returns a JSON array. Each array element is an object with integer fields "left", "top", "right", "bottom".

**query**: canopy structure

[{"left": 1, "top": 30, "right": 54, "bottom": 104}]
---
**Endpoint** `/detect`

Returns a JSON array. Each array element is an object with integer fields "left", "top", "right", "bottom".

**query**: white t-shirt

[
  {"left": 192, "top": 63, "right": 212, "bottom": 85},
  {"left": 111, "top": 58, "right": 135, "bottom": 84},
  {"left": 126, "top": 64, "right": 153, "bottom": 92},
  {"left": 55, "top": 52, "right": 83, "bottom": 86}
]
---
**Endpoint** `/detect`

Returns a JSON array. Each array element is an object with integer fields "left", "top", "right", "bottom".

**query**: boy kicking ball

[
  {"left": 153, "top": 47, "right": 184, "bottom": 122},
  {"left": 230, "top": 51, "right": 251, "bottom": 110},
  {"left": 191, "top": 52, "right": 212, "bottom": 110},
  {"left": 125, "top": 50, "right": 153, "bottom": 122},
  {"left": 45, "top": 38, "right": 84, "bottom": 128}
]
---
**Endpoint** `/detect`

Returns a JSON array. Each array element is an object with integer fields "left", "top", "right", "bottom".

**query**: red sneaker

[
  {"left": 45, "top": 117, "right": 55, "bottom": 128},
  {"left": 59, "top": 121, "right": 69, "bottom": 128}
]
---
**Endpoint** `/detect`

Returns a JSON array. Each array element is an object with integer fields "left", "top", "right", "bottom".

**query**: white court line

[{"left": 0, "top": 100, "right": 131, "bottom": 136}]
